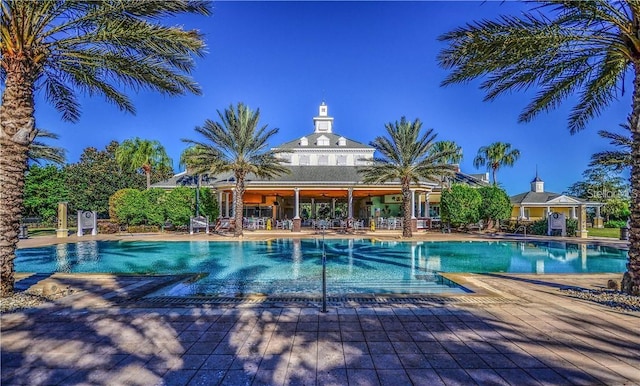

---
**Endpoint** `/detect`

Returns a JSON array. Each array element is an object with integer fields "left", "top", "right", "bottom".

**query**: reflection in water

[
  {"left": 292, "top": 239, "right": 301, "bottom": 279},
  {"left": 581, "top": 244, "right": 587, "bottom": 270},
  {"left": 76, "top": 241, "right": 99, "bottom": 262},
  {"left": 189, "top": 241, "right": 209, "bottom": 257},
  {"left": 56, "top": 243, "right": 70, "bottom": 272}
]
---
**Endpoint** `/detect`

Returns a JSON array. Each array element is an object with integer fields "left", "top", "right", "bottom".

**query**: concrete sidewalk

[{"left": 1, "top": 273, "right": 639, "bottom": 386}]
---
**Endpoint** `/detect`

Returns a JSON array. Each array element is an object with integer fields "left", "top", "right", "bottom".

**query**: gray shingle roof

[
  {"left": 510, "top": 191, "right": 585, "bottom": 204},
  {"left": 153, "top": 167, "right": 488, "bottom": 188},
  {"left": 277, "top": 132, "right": 372, "bottom": 150}
]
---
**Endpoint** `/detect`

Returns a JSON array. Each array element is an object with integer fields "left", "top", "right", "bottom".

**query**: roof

[
  {"left": 153, "top": 166, "right": 488, "bottom": 188},
  {"left": 276, "top": 132, "right": 372, "bottom": 150},
  {"left": 510, "top": 191, "right": 586, "bottom": 205}
]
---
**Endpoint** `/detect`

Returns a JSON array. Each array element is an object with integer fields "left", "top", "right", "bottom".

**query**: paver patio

[{"left": 1, "top": 269, "right": 639, "bottom": 386}]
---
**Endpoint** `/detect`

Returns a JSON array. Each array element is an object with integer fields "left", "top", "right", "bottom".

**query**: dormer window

[
  {"left": 338, "top": 136, "right": 346, "bottom": 146},
  {"left": 317, "top": 135, "right": 330, "bottom": 146},
  {"left": 300, "top": 136, "right": 308, "bottom": 146}
]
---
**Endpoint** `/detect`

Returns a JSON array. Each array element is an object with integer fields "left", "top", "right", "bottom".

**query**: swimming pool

[{"left": 16, "top": 239, "right": 628, "bottom": 296}]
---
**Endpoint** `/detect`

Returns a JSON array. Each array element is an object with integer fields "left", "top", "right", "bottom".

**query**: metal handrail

[{"left": 516, "top": 225, "right": 527, "bottom": 239}]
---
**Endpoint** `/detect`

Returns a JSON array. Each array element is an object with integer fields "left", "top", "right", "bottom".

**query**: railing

[{"left": 515, "top": 225, "right": 527, "bottom": 238}]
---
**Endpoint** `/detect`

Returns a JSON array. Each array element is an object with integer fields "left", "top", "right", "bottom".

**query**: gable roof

[
  {"left": 277, "top": 132, "right": 372, "bottom": 150},
  {"left": 510, "top": 191, "right": 585, "bottom": 205}
]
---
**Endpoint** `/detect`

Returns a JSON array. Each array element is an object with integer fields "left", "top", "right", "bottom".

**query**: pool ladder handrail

[{"left": 515, "top": 225, "right": 527, "bottom": 239}]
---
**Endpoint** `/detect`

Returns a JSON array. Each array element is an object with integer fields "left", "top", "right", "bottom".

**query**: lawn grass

[{"left": 587, "top": 227, "right": 621, "bottom": 239}]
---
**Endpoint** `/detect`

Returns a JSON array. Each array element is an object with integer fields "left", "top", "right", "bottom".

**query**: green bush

[
  {"left": 605, "top": 220, "right": 627, "bottom": 228},
  {"left": 441, "top": 184, "right": 482, "bottom": 227},
  {"left": 478, "top": 185, "right": 511, "bottom": 227},
  {"left": 566, "top": 218, "right": 578, "bottom": 236},
  {"left": 528, "top": 219, "right": 547, "bottom": 235},
  {"left": 161, "top": 187, "right": 195, "bottom": 226},
  {"left": 109, "top": 188, "right": 147, "bottom": 225}
]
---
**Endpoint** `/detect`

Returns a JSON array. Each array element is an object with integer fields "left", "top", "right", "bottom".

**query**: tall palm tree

[
  {"left": 359, "top": 117, "right": 457, "bottom": 237},
  {"left": 437, "top": 1, "right": 640, "bottom": 294},
  {"left": 0, "top": 1, "right": 209, "bottom": 296},
  {"left": 590, "top": 123, "right": 632, "bottom": 172},
  {"left": 182, "top": 103, "right": 289, "bottom": 237},
  {"left": 29, "top": 129, "right": 66, "bottom": 166},
  {"left": 116, "top": 138, "right": 173, "bottom": 189},
  {"left": 432, "top": 140, "right": 463, "bottom": 188},
  {"left": 473, "top": 142, "right": 520, "bottom": 186}
]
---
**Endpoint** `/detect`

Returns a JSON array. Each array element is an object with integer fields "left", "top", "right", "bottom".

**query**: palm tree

[
  {"left": 29, "top": 129, "right": 66, "bottom": 166},
  {"left": 473, "top": 142, "right": 520, "bottom": 186},
  {"left": 437, "top": 1, "right": 640, "bottom": 294},
  {"left": 358, "top": 117, "right": 457, "bottom": 237},
  {"left": 182, "top": 103, "right": 289, "bottom": 237},
  {"left": 432, "top": 140, "right": 463, "bottom": 188},
  {"left": 0, "top": 1, "right": 209, "bottom": 296},
  {"left": 590, "top": 123, "right": 632, "bottom": 172},
  {"left": 116, "top": 138, "right": 173, "bottom": 189}
]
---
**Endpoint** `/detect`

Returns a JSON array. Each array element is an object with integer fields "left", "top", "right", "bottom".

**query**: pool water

[{"left": 15, "top": 239, "right": 628, "bottom": 296}]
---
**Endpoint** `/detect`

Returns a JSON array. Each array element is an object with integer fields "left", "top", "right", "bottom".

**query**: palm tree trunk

[
  {"left": 492, "top": 168, "right": 497, "bottom": 186},
  {"left": 0, "top": 69, "right": 37, "bottom": 297},
  {"left": 402, "top": 181, "right": 412, "bottom": 238},
  {"left": 234, "top": 174, "right": 245, "bottom": 237},
  {"left": 623, "top": 65, "right": 640, "bottom": 295}
]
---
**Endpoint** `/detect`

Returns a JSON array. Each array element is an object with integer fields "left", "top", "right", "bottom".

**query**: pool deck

[{"left": 2, "top": 232, "right": 639, "bottom": 385}]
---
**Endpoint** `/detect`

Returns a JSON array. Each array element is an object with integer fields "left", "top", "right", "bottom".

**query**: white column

[
  {"left": 225, "top": 192, "right": 230, "bottom": 218},
  {"left": 217, "top": 191, "right": 223, "bottom": 218},
  {"left": 417, "top": 192, "right": 423, "bottom": 218},
  {"left": 425, "top": 193, "right": 430, "bottom": 218},
  {"left": 348, "top": 188, "right": 353, "bottom": 218},
  {"left": 571, "top": 206, "right": 577, "bottom": 219},
  {"left": 411, "top": 189, "right": 416, "bottom": 219},
  {"left": 519, "top": 206, "right": 525, "bottom": 219},
  {"left": 294, "top": 188, "right": 300, "bottom": 219},
  {"left": 332, "top": 198, "right": 336, "bottom": 218},
  {"left": 546, "top": 206, "right": 551, "bottom": 218},
  {"left": 595, "top": 206, "right": 601, "bottom": 219}
]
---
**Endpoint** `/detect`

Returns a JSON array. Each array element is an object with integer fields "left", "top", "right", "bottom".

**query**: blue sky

[{"left": 34, "top": 1, "right": 631, "bottom": 195}]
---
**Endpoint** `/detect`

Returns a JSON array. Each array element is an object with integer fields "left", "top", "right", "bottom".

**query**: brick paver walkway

[{"left": 2, "top": 273, "right": 639, "bottom": 386}]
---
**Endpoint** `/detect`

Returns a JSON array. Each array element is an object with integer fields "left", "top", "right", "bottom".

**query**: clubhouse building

[{"left": 154, "top": 102, "right": 488, "bottom": 231}]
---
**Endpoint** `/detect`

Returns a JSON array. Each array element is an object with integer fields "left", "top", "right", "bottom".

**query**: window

[
  {"left": 317, "top": 135, "right": 329, "bottom": 146},
  {"left": 337, "top": 155, "right": 347, "bottom": 165},
  {"left": 300, "top": 137, "right": 308, "bottom": 146},
  {"left": 429, "top": 205, "right": 440, "bottom": 218},
  {"left": 299, "top": 155, "right": 310, "bottom": 165},
  {"left": 318, "top": 155, "right": 328, "bottom": 165},
  {"left": 338, "top": 137, "right": 347, "bottom": 146}
]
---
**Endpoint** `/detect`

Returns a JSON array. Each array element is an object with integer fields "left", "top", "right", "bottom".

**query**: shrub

[
  {"left": 605, "top": 220, "right": 627, "bottom": 228},
  {"left": 566, "top": 218, "right": 578, "bottom": 236},
  {"left": 528, "top": 219, "right": 547, "bottom": 235},
  {"left": 127, "top": 225, "right": 160, "bottom": 233},
  {"left": 97, "top": 220, "right": 119, "bottom": 234},
  {"left": 478, "top": 185, "right": 511, "bottom": 228},
  {"left": 441, "top": 184, "right": 482, "bottom": 227}
]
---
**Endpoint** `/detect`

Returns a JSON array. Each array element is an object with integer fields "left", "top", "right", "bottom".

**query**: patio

[{"left": 2, "top": 269, "right": 639, "bottom": 385}]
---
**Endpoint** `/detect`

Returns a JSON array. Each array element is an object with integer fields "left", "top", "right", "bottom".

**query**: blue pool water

[{"left": 16, "top": 239, "right": 628, "bottom": 296}]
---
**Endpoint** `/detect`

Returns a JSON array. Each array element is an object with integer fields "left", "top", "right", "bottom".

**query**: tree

[
  {"left": 566, "top": 165, "right": 628, "bottom": 203},
  {"left": 65, "top": 142, "right": 145, "bottom": 216},
  {"left": 438, "top": 1, "right": 640, "bottom": 294},
  {"left": 0, "top": 1, "right": 209, "bottom": 295},
  {"left": 440, "top": 184, "right": 482, "bottom": 228},
  {"left": 590, "top": 122, "right": 632, "bottom": 172},
  {"left": 28, "top": 129, "right": 66, "bottom": 166},
  {"left": 478, "top": 185, "right": 512, "bottom": 229},
  {"left": 116, "top": 138, "right": 173, "bottom": 189},
  {"left": 358, "top": 117, "right": 458, "bottom": 237},
  {"left": 472, "top": 142, "right": 520, "bottom": 185},
  {"left": 22, "top": 164, "right": 68, "bottom": 223},
  {"left": 431, "top": 140, "right": 463, "bottom": 188},
  {"left": 182, "top": 103, "right": 289, "bottom": 237}
]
